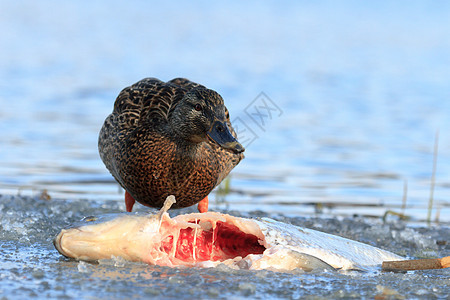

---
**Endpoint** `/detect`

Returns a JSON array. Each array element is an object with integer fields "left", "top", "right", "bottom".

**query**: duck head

[{"left": 170, "top": 88, "right": 244, "bottom": 154}]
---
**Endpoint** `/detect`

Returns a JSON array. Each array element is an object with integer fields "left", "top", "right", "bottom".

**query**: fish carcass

[{"left": 54, "top": 196, "right": 403, "bottom": 272}]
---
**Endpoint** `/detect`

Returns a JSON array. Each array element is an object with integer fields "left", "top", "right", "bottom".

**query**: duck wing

[
  {"left": 113, "top": 78, "right": 189, "bottom": 131},
  {"left": 99, "top": 78, "right": 185, "bottom": 184}
]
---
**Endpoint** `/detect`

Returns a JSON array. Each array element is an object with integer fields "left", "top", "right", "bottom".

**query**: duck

[{"left": 98, "top": 77, "right": 245, "bottom": 213}]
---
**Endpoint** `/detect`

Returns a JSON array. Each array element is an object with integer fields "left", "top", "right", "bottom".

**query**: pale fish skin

[{"left": 54, "top": 196, "right": 403, "bottom": 272}]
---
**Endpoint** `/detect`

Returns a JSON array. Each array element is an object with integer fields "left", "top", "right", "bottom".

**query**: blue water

[{"left": 1, "top": 1, "right": 450, "bottom": 222}]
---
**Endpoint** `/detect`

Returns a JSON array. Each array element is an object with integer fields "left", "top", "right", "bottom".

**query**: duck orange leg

[
  {"left": 197, "top": 196, "right": 209, "bottom": 213},
  {"left": 125, "top": 191, "right": 136, "bottom": 212}
]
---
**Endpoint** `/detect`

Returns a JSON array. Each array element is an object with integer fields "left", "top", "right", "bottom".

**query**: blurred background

[{"left": 1, "top": 0, "right": 449, "bottom": 222}]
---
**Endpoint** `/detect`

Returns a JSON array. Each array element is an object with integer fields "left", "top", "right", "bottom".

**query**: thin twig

[{"left": 383, "top": 256, "right": 450, "bottom": 271}]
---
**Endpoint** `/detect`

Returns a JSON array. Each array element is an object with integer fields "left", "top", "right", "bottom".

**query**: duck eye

[{"left": 194, "top": 104, "right": 202, "bottom": 111}]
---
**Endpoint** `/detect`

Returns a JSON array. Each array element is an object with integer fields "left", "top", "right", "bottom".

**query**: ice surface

[{"left": 0, "top": 194, "right": 449, "bottom": 299}]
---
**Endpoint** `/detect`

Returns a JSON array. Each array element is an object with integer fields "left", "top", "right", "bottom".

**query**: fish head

[{"left": 54, "top": 213, "right": 165, "bottom": 263}]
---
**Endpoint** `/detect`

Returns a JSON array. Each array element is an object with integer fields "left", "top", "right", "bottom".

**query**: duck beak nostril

[{"left": 207, "top": 121, "right": 245, "bottom": 154}]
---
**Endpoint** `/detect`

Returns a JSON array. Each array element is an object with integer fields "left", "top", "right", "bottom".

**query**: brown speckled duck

[{"left": 98, "top": 78, "right": 244, "bottom": 213}]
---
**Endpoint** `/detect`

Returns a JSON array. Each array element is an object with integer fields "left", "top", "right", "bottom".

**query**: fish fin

[
  {"left": 287, "top": 250, "right": 337, "bottom": 272},
  {"left": 156, "top": 195, "right": 176, "bottom": 230},
  {"left": 158, "top": 195, "right": 176, "bottom": 216}
]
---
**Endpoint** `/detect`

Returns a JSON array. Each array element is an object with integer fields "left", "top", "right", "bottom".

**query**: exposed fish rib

[{"left": 193, "top": 218, "right": 198, "bottom": 261}]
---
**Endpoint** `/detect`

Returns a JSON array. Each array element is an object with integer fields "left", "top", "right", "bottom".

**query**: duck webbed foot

[
  {"left": 197, "top": 196, "right": 209, "bottom": 213},
  {"left": 125, "top": 191, "right": 136, "bottom": 212}
]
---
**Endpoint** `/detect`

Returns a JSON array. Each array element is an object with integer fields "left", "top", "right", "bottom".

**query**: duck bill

[{"left": 207, "top": 121, "right": 245, "bottom": 153}]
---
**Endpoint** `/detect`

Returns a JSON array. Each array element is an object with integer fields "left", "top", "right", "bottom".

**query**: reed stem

[{"left": 427, "top": 131, "right": 439, "bottom": 225}]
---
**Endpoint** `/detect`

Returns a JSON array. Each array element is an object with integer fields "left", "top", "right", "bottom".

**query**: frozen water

[
  {"left": 391, "top": 227, "right": 438, "bottom": 251},
  {"left": 0, "top": 195, "right": 449, "bottom": 299}
]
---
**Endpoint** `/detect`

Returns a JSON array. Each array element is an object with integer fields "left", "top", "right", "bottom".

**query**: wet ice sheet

[{"left": 0, "top": 195, "right": 448, "bottom": 299}]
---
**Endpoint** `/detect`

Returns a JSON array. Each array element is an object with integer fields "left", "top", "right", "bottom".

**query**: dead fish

[{"left": 54, "top": 196, "right": 403, "bottom": 272}]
